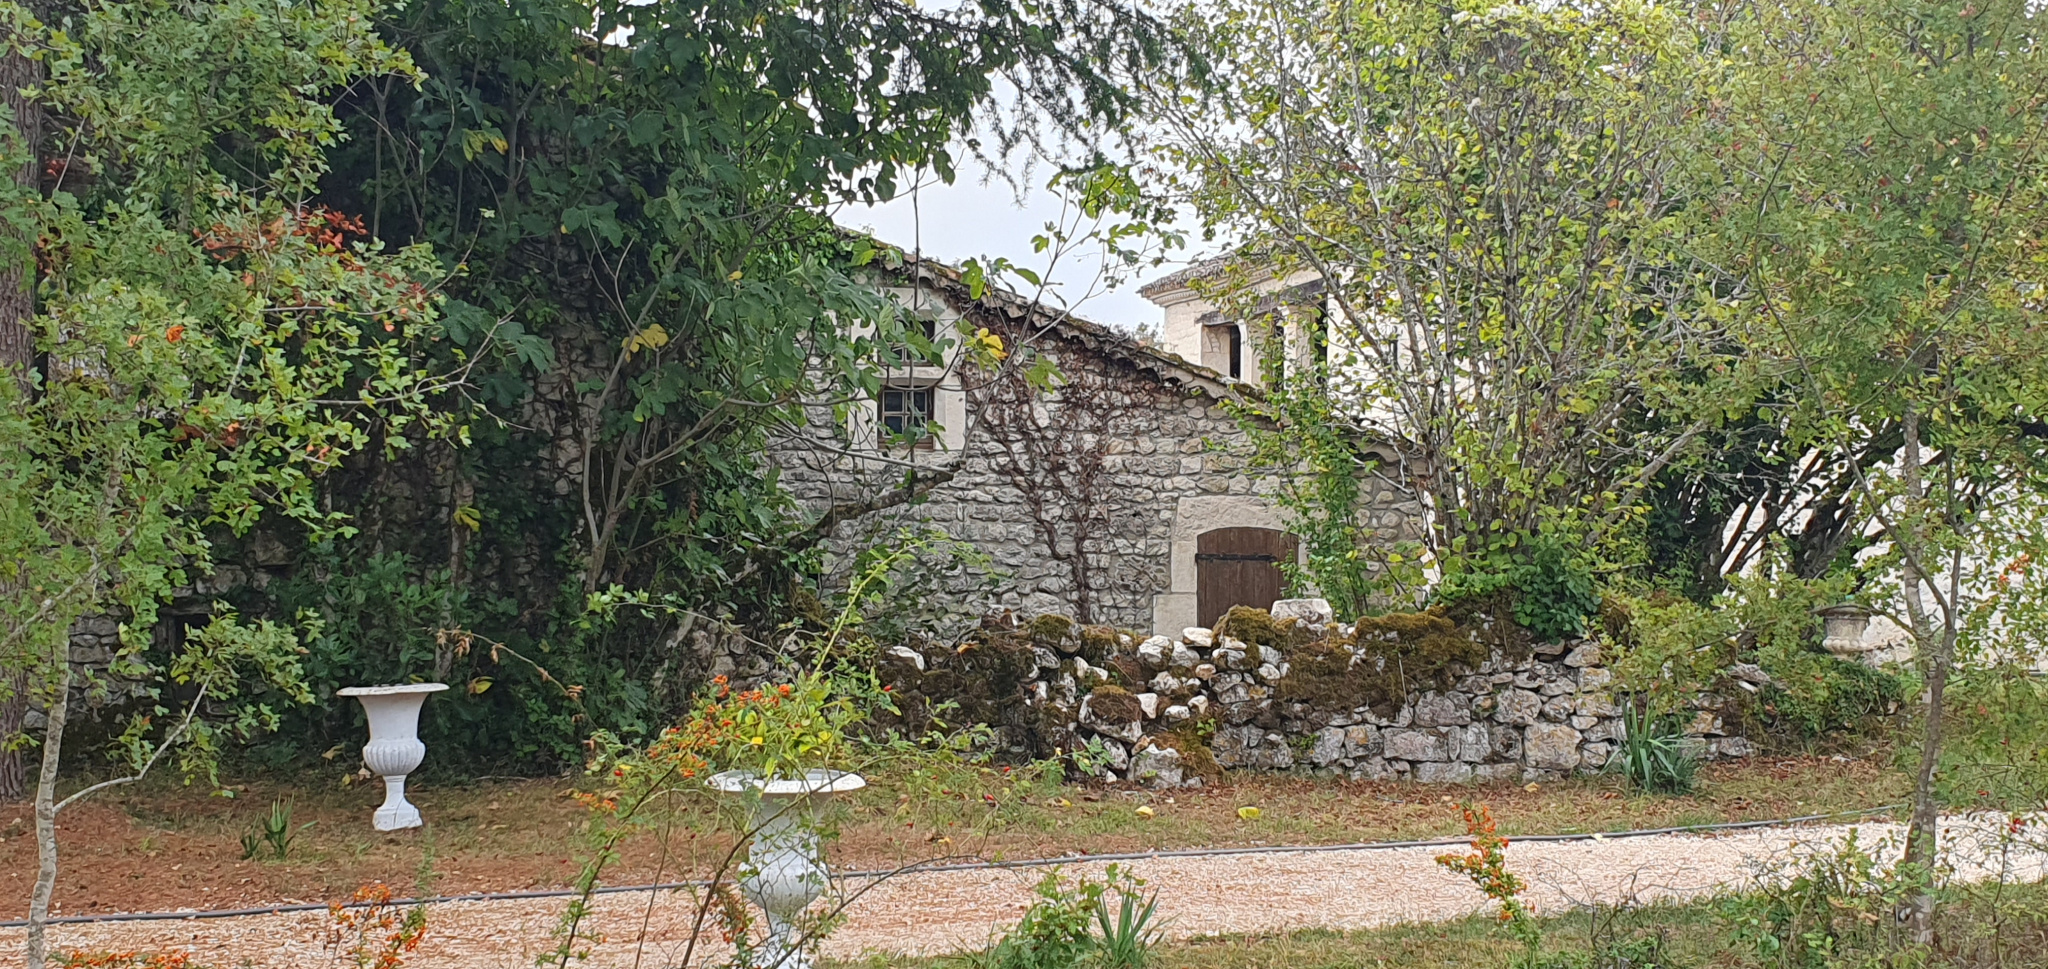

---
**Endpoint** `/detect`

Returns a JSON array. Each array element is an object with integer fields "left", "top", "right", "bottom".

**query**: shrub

[
  {"left": 1436, "top": 533, "right": 1602, "bottom": 644},
  {"left": 1611, "top": 706, "right": 1698, "bottom": 796},
  {"left": 956, "top": 866, "right": 1158, "bottom": 969}
]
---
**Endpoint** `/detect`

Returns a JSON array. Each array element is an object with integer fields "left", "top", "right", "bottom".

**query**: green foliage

[
  {"left": 1436, "top": 534, "right": 1601, "bottom": 645},
  {"left": 1604, "top": 567, "right": 1907, "bottom": 747},
  {"left": 0, "top": 0, "right": 452, "bottom": 799},
  {"left": 1717, "top": 831, "right": 1909, "bottom": 969},
  {"left": 1611, "top": 706, "right": 1698, "bottom": 797},
  {"left": 1158, "top": 0, "right": 1716, "bottom": 575},
  {"left": 955, "top": 866, "right": 1158, "bottom": 969},
  {"left": 1934, "top": 666, "right": 2048, "bottom": 812}
]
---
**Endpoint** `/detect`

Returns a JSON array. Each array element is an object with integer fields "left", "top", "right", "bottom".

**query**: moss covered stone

[
  {"left": 1277, "top": 608, "right": 1487, "bottom": 717},
  {"left": 1027, "top": 614, "right": 1076, "bottom": 649},
  {"left": 1212, "top": 606, "right": 1302, "bottom": 649},
  {"left": 1085, "top": 683, "right": 1144, "bottom": 724},
  {"left": 1078, "top": 624, "right": 1123, "bottom": 663}
]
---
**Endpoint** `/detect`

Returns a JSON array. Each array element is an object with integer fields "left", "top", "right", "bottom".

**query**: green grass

[{"left": 834, "top": 880, "right": 2048, "bottom": 969}]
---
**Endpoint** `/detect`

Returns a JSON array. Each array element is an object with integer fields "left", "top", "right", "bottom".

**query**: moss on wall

[{"left": 1277, "top": 608, "right": 1487, "bottom": 717}]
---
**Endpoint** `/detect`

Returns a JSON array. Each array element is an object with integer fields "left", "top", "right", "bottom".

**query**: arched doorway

[{"left": 1195, "top": 527, "right": 1297, "bottom": 628}]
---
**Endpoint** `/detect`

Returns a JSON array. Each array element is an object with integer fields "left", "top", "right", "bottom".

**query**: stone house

[{"left": 771, "top": 254, "right": 1420, "bottom": 634}]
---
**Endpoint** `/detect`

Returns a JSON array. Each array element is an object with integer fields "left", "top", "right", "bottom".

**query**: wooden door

[{"left": 1196, "top": 527, "right": 1296, "bottom": 628}]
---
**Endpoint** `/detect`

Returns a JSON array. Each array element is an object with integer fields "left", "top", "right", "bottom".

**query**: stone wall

[{"left": 881, "top": 601, "right": 1753, "bottom": 789}]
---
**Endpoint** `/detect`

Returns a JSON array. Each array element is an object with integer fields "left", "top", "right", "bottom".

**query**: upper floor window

[{"left": 880, "top": 382, "right": 937, "bottom": 449}]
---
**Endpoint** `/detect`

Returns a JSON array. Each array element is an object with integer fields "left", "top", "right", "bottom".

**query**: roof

[
  {"left": 1135, "top": 254, "right": 1235, "bottom": 299},
  {"left": 884, "top": 255, "right": 1240, "bottom": 398}
]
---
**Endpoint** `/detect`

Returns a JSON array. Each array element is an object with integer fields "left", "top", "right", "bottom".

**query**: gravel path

[{"left": 5, "top": 817, "right": 2041, "bottom": 967}]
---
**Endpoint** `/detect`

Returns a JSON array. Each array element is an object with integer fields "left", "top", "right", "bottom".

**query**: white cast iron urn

[
  {"left": 709, "top": 768, "right": 866, "bottom": 969},
  {"left": 338, "top": 683, "right": 449, "bottom": 831}
]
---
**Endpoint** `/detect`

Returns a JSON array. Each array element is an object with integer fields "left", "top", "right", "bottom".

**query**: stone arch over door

[{"left": 1151, "top": 495, "right": 1296, "bottom": 634}]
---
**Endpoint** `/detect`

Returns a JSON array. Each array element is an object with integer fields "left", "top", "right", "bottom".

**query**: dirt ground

[{"left": 0, "top": 754, "right": 1903, "bottom": 921}]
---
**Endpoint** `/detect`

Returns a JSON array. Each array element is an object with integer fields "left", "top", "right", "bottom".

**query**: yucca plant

[
  {"left": 1092, "top": 874, "right": 1160, "bottom": 969},
  {"left": 1613, "top": 704, "right": 1699, "bottom": 796}
]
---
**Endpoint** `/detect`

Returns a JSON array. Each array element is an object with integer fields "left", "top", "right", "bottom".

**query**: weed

[{"left": 325, "top": 882, "right": 428, "bottom": 969}]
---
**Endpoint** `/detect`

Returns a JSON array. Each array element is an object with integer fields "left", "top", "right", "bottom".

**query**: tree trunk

[
  {"left": 1896, "top": 406, "right": 1948, "bottom": 945},
  {"left": 24, "top": 655, "right": 70, "bottom": 969},
  {"left": 0, "top": 7, "right": 44, "bottom": 805}
]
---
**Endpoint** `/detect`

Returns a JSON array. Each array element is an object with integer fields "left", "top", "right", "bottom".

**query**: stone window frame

[{"left": 847, "top": 287, "right": 968, "bottom": 454}]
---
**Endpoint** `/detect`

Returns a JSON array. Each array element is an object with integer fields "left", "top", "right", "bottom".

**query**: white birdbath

[
  {"left": 709, "top": 768, "right": 866, "bottom": 969},
  {"left": 338, "top": 683, "right": 448, "bottom": 831}
]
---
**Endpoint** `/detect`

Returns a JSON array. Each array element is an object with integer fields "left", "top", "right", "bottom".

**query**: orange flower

[{"left": 165, "top": 325, "right": 185, "bottom": 343}]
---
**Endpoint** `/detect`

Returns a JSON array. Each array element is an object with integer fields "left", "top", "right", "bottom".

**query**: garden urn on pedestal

[
  {"left": 338, "top": 683, "right": 448, "bottom": 831},
  {"left": 710, "top": 769, "right": 866, "bottom": 969},
  {"left": 1817, "top": 605, "right": 1875, "bottom": 662}
]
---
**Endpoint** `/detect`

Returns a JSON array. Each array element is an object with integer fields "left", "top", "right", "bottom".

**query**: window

[{"left": 880, "top": 383, "right": 937, "bottom": 448}]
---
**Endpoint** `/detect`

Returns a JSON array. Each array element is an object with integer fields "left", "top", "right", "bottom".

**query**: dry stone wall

[{"left": 881, "top": 600, "right": 1754, "bottom": 788}]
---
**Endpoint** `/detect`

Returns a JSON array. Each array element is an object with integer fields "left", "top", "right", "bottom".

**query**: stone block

[
  {"left": 1580, "top": 741, "right": 1613, "bottom": 769},
  {"left": 1577, "top": 667, "right": 1614, "bottom": 691},
  {"left": 1170, "top": 644, "right": 1202, "bottom": 670},
  {"left": 1211, "top": 724, "right": 1269, "bottom": 769},
  {"left": 1162, "top": 704, "right": 1191, "bottom": 724},
  {"left": 1711, "top": 736, "right": 1757, "bottom": 759},
  {"left": 1192, "top": 663, "right": 1217, "bottom": 680},
  {"left": 1269, "top": 598, "right": 1334, "bottom": 625},
  {"left": 1182, "top": 627, "right": 1214, "bottom": 649},
  {"left": 1136, "top": 693, "right": 1160, "bottom": 719},
  {"left": 1563, "top": 643, "right": 1603, "bottom": 668},
  {"left": 1523, "top": 723, "right": 1583, "bottom": 771},
  {"left": 1129, "top": 746, "right": 1184, "bottom": 789},
  {"left": 1412, "top": 692, "right": 1472, "bottom": 727},
  {"left": 1343, "top": 725, "right": 1380, "bottom": 757},
  {"left": 1151, "top": 672, "right": 1183, "bottom": 695},
  {"left": 1583, "top": 718, "right": 1624, "bottom": 744},
  {"left": 1311, "top": 726, "right": 1347, "bottom": 767},
  {"left": 1454, "top": 723, "right": 1492, "bottom": 763},
  {"left": 1415, "top": 761, "right": 1474, "bottom": 784},
  {"left": 1541, "top": 695, "right": 1576, "bottom": 722},
  {"left": 1255, "top": 663, "right": 1283, "bottom": 684},
  {"left": 1574, "top": 694, "right": 1621, "bottom": 718},
  {"left": 1473, "top": 763, "right": 1522, "bottom": 783},
  {"left": 1137, "top": 636, "right": 1170, "bottom": 669},
  {"left": 1034, "top": 647, "right": 1061, "bottom": 669},
  {"left": 1383, "top": 727, "right": 1448, "bottom": 762},
  {"left": 1494, "top": 689, "right": 1542, "bottom": 726}
]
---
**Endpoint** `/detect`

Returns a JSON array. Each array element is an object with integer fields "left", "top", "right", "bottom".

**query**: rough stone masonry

[{"left": 881, "top": 599, "right": 1756, "bottom": 788}]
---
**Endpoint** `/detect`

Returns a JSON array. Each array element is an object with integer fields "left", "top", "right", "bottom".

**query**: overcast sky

[{"left": 832, "top": 157, "right": 1208, "bottom": 335}]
